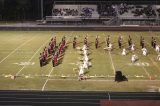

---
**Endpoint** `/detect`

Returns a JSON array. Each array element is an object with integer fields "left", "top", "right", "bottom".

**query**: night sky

[{"left": 0, "top": 0, "right": 159, "bottom": 21}]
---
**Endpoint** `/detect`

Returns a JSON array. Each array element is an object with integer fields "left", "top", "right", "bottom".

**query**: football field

[{"left": 0, "top": 31, "right": 160, "bottom": 92}]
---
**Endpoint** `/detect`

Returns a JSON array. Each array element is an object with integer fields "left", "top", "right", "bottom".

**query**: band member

[
  {"left": 79, "top": 64, "right": 84, "bottom": 76},
  {"left": 39, "top": 53, "right": 43, "bottom": 67},
  {"left": 73, "top": 37, "right": 76, "bottom": 49},
  {"left": 44, "top": 47, "right": 48, "bottom": 59},
  {"left": 151, "top": 37, "right": 154, "bottom": 48},
  {"left": 108, "top": 42, "right": 113, "bottom": 51},
  {"left": 128, "top": 35, "right": 132, "bottom": 47},
  {"left": 157, "top": 54, "right": 160, "bottom": 61},
  {"left": 131, "top": 54, "right": 138, "bottom": 63},
  {"left": 95, "top": 36, "right": 99, "bottom": 49},
  {"left": 52, "top": 54, "right": 55, "bottom": 67},
  {"left": 82, "top": 44, "right": 87, "bottom": 51},
  {"left": 84, "top": 36, "right": 88, "bottom": 46},
  {"left": 140, "top": 36, "right": 144, "bottom": 48},
  {"left": 83, "top": 55, "right": 89, "bottom": 63},
  {"left": 131, "top": 43, "right": 135, "bottom": 51},
  {"left": 54, "top": 51, "right": 58, "bottom": 66},
  {"left": 122, "top": 48, "right": 127, "bottom": 56},
  {"left": 153, "top": 39, "right": 156, "bottom": 49},
  {"left": 106, "top": 35, "right": 110, "bottom": 47},
  {"left": 83, "top": 59, "right": 88, "bottom": 69},
  {"left": 155, "top": 44, "right": 160, "bottom": 52},
  {"left": 54, "top": 37, "right": 56, "bottom": 48},
  {"left": 78, "top": 64, "right": 85, "bottom": 81},
  {"left": 48, "top": 43, "right": 51, "bottom": 54},
  {"left": 142, "top": 47, "right": 147, "bottom": 56},
  {"left": 83, "top": 49, "right": 88, "bottom": 56},
  {"left": 58, "top": 44, "right": 62, "bottom": 55},
  {"left": 141, "top": 38, "right": 145, "bottom": 48},
  {"left": 140, "top": 36, "right": 143, "bottom": 46},
  {"left": 62, "top": 36, "right": 66, "bottom": 46},
  {"left": 118, "top": 36, "right": 122, "bottom": 49},
  {"left": 42, "top": 51, "right": 46, "bottom": 63}
]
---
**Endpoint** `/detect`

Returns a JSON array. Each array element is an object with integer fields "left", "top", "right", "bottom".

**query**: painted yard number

[
  {"left": 136, "top": 62, "right": 149, "bottom": 66},
  {"left": 128, "top": 62, "right": 149, "bottom": 66},
  {"left": 13, "top": 62, "right": 35, "bottom": 66}
]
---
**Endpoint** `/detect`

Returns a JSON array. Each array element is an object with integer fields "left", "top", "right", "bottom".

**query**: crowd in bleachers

[
  {"left": 132, "top": 5, "right": 156, "bottom": 17},
  {"left": 98, "top": 4, "right": 117, "bottom": 17},
  {"left": 97, "top": 4, "right": 158, "bottom": 18},
  {"left": 52, "top": 7, "right": 95, "bottom": 18},
  {"left": 118, "top": 3, "right": 133, "bottom": 15},
  {"left": 52, "top": 8, "right": 78, "bottom": 16},
  {"left": 80, "top": 7, "right": 94, "bottom": 18},
  {"left": 51, "top": 4, "right": 159, "bottom": 18},
  {"left": 156, "top": 8, "right": 160, "bottom": 17}
]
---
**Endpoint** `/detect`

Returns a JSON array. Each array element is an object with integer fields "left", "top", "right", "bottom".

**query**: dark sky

[
  {"left": 0, "top": 0, "right": 55, "bottom": 20},
  {"left": 0, "top": 0, "right": 159, "bottom": 21}
]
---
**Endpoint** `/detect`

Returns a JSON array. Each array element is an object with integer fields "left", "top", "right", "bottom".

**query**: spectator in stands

[
  {"left": 132, "top": 5, "right": 156, "bottom": 18},
  {"left": 119, "top": 3, "right": 129, "bottom": 15},
  {"left": 98, "top": 4, "right": 117, "bottom": 17},
  {"left": 80, "top": 7, "right": 94, "bottom": 18},
  {"left": 52, "top": 8, "right": 79, "bottom": 16}
]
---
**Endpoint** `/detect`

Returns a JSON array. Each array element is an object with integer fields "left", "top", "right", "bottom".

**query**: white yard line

[
  {"left": 0, "top": 73, "right": 149, "bottom": 79},
  {"left": 48, "top": 78, "right": 160, "bottom": 82},
  {"left": 102, "top": 33, "right": 116, "bottom": 75},
  {"left": 133, "top": 32, "right": 152, "bottom": 79},
  {"left": 41, "top": 67, "right": 54, "bottom": 91},
  {"left": 149, "top": 57, "right": 160, "bottom": 72},
  {"left": 141, "top": 63, "right": 151, "bottom": 79},
  {"left": 108, "top": 51, "right": 116, "bottom": 75},
  {"left": 47, "top": 68, "right": 54, "bottom": 77},
  {"left": 0, "top": 36, "right": 36, "bottom": 64},
  {"left": 144, "top": 31, "right": 160, "bottom": 75},
  {"left": 102, "top": 50, "right": 114, "bottom": 75},
  {"left": 15, "top": 36, "right": 52, "bottom": 76}
]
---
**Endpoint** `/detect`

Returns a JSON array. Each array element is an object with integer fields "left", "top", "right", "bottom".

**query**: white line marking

[
  {"left": 141, "top": 64, "right": 151, "bottom": 79},
  {"left": 0, "top": 36, "right": 35, "bottom": 64},
  {"left": 2, "top": 74, "right": 152, "bottom": 79},
  {"left": 42, "top": 68, "right": 54, "bottom": 91},
  {"left": 102, "top": 33, "right": 116, "bottom": 75},
  {"left": 108, "top": 92, "right": 111, "bottom": 100},
  {"left": 47, "top": 67, "right": 54, "bottom": 77},
  {"left": 133, "top": 32, "right": 151, "bottom": 79},
  {"left": 48, "top": 79, "right": 160, "bottom": 81},
  {"left": 15, "top": 36, "right": 52, "bottom": 76},
  {"left": 108, "top": 51, "right": 116, "bottom": 75},
  {"left": 41, "top": 79, "right": 49, "bottom": 91}
]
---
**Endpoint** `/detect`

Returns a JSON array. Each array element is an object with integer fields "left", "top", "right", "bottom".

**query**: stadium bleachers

[
  {"left": 46, "top": 3, "right": 160, "bottom": 26},
  {"left": 52, "top": 5, "right": 99, "bottom": 18}
]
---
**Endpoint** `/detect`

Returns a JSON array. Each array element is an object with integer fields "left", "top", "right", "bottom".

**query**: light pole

[{"left": 41, "top": 0, "right": 43, "bottom": 20}]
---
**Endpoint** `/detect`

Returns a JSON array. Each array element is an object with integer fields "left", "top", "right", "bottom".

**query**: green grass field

[{"left": 0, "top": 31, "right": 160, "bottom": 92}]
